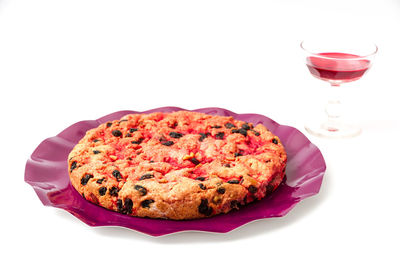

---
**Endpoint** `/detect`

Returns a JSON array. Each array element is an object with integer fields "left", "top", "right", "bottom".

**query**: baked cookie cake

[{"left": 68, "top": 111, "right": 287, "bottom": 220}]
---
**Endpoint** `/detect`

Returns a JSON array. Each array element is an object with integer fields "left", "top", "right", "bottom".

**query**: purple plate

[{"left": 25, "top": 107, "right": 326, "bottom": 236}]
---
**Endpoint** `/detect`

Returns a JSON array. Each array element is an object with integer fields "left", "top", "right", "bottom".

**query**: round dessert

[{"left": 68, "top": 111, "right": 287, "bottom": 220}]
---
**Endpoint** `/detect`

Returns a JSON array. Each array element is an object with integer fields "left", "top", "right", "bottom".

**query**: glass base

[{"left": 305, "top": 121, "right": 361, "bottom": 138}]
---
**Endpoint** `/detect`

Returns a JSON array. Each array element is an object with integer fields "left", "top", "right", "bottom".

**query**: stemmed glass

[{"left": 301, "top": 39, "right": 378, "bottom": 138}]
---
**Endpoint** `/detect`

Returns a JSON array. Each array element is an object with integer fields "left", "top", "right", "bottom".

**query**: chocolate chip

[
  {"left": 251, "top": 130, "right": 260, "bottom": 136},
  {"left": 198, "top": 183, "right": 206, "bottom": 190},
  {"left": 231, "top": 129, "right": 240, "bottom": 134},
  {"left": 272, "top": 138, "right": 278, "bottom": 144},
  {"left": 96, "top": 178, "right": 105, "bottom": 184},
  {"left": 211, "top": 125, "right": 222, "bottom": 128},
  {"left": 112, "top": 170, "right": 123, "bottom": 181},
  {"left": 134, "top": 185, "right": 147, "bottom": 196},
  {"left": 227, "top": 179, "right": 240, "bottom": 184},
  {"left": 169, "top": 132, "right": 183, "bottom": 138},
  {"left": 199, "top": 133, "right": 208, "bottom": 142},
  {"left": 248, "top": 185, "right": 258, "bottom": 194},
  {"left": 106, "top": 122, "right": 112, "bottom": 127},
  {"left": 112, "top": 130, "right": 122, "bottom": 137},
  {"left": 99, "top": 187, "right": 107, "bottom": 196},
  {"left": 93, "top": 150, "right": 101, "bottom": 154},
  {"left": 109, "top": 186, "right": 119, "bottom": 196},
  {"left": 198, "top": 199, "right": 213, "bottom": 216},
  {"left": 241, "top": 123, "right": 251, "bottom": 130},
  {"left": 117, "top": 198, "right": 133, "bottom": 214},
  {"left": 238, "top": 128, "right": 248, "bottom": 137},
  {"left": 140, "top": 173, "right": 154, "bottom": 180},
  {"left": 124, "top": 198, "right": 133, "bottom": 214},
  {"left": 117, "top": 199, "right": 123, "bottom": 212},
  {"left": 125, "top": 133, "right": 132, "bottom": 138},
  {"left": 170, "top": 122, "right": 178, "bottom": 129},
  {"left": 161, "top": 141, "right": 174, "bottom": 146},
  {"left": 93, "top": 139, "right": 100, "bottom": 142},
  {"left": 217, "top": 187, "right": 226, "bottom": 194},
  {"left": 119, "top": 119, "right": 128, "bottom": 123},
  {"left": 141, "top": 199, "right": 154, "bottom": 208},
  {"left": 131, "top": 138, "right": 144, "bottom": 144},
  {"left": 230, "top": 200, "right": 240, "bottom": 210},
  {"left": 265, "top": 184, "right": 275, "bottom": 194},
  {"left": 195, "top": 177, "right": 206, "bottom": 181},
  {"left": 70, "top": 161, "right": 77, "bottom": 172},
  {"left": 215, "top": 132, "right": 225, "bottom": 140},
  {"left": 190, "top": 158, "right": 200, "bottom": 165},
  {"left": 234, "top": 152, "right": 242, "bottom": 157},
  {"left": 225, "top": 122, "right": 236, "bottom": 129},
  {"left": 80, "top": 174, "right": 93, "bottom": 185},
  {"left": 129, "top": 128, "right": 138, "bottom": 133}
]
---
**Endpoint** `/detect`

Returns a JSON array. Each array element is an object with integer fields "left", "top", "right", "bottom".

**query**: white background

[{"left": 1, "top": 0, "right": 399, "bottom": 266}]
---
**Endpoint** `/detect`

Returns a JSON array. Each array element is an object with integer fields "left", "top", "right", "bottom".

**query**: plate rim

[{"left": 25, "top": 106, "right": 326, "bottom": 236}]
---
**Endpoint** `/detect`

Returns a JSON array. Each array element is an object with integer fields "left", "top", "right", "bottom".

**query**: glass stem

[{"left": 324, "top": 83, "right": 342, "bottom": 131}]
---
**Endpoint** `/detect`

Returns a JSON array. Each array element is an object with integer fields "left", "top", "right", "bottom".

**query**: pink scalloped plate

[{"left": 25, "top": 107, "right": 326, "bottom": 236}]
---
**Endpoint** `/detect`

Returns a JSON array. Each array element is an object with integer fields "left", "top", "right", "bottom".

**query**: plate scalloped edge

[{"left": 25, "top": 107, "right": 326, "bottom": 236}]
